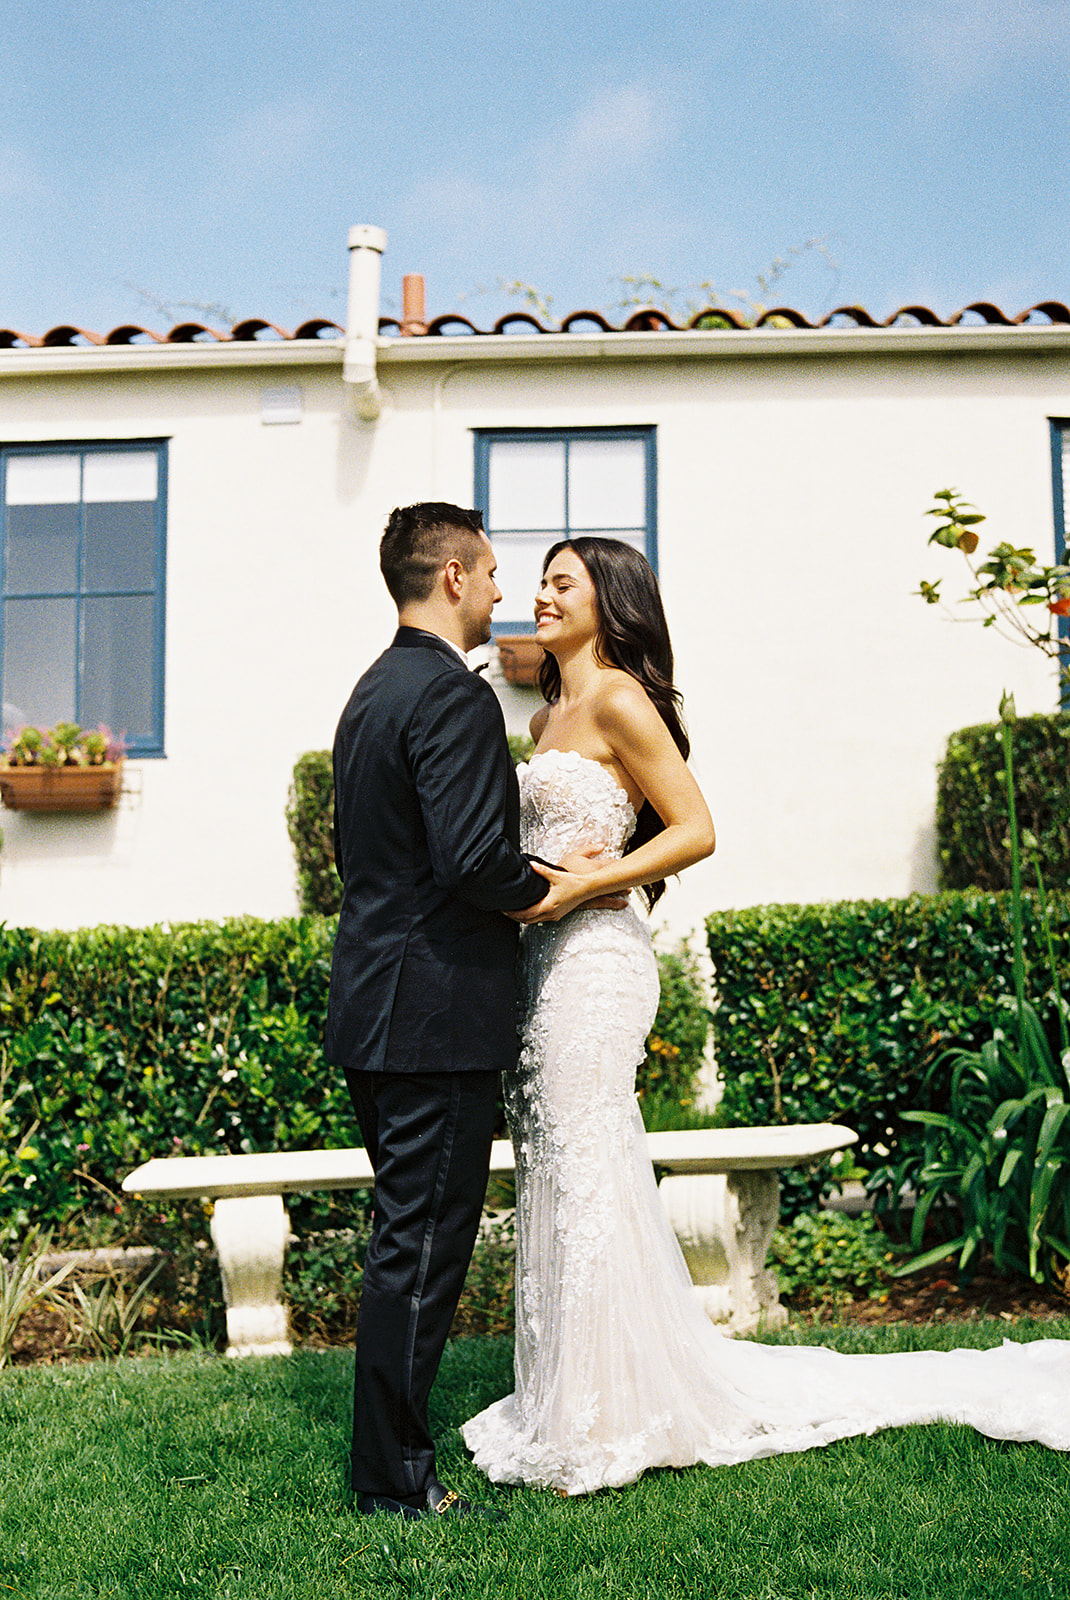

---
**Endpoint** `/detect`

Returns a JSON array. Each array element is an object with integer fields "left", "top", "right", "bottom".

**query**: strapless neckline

[{"left": 527, "top": 748, "right": 637, "bottom": 825}]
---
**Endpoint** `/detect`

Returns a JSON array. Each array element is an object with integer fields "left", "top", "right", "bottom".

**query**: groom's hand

[{"left": 507, "top": 848, "right": 628, "bottom": 923}]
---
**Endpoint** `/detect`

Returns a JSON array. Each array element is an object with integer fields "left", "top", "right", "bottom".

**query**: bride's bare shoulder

[
  {"left": 529, "top": 702, "right": 552, "bottom": 741},
  {"left": 592, "top": 673, "right": 670, "bottom": 767},
  {"left": 592, "top": 670, "right": 655, "bottom": 727}
]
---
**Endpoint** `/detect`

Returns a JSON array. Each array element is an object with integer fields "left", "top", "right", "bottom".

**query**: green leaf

[
  {"left": 1034, "top": 1098, "right": 1069, "bottom": 1170},
  {"left": 902, "top": 1110, "right": 964, "bottom": 1133},
  {"left": 1028, "top": 1159, "right": 1063, "bottom": 1279},
  {"left": 998, "top": 1147, "right": 1024, "bottom": 1188},
  {"left": 891, "top": 1236, "right": 965, "bottom": 1276},
  {"left": 909, "top": 1184, "right": 948, "bottom": 1253}
]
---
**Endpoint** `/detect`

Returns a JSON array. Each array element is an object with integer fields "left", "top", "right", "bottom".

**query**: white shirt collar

[{"left": 441, "top": 636, "right": 469, "bottom": 665}]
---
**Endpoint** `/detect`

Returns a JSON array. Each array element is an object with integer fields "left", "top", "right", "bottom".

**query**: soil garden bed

[
  {"left": 788, "top": 1256, "right": 1070, "bottom": 1326},
  {"left": 7, "top": 1258, "right": 1069, "bottom": 1369}
]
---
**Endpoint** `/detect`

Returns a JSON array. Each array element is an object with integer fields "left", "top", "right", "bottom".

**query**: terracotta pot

[{"left": 0, "top": 760, "right": 124, "bottom": 813}]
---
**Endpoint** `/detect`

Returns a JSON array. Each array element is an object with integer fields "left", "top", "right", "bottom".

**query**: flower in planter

[
  {"left": 51, "top": 722, "right": 83, "bottom": 764},
  {"left": 6, "top": 726, "right": 45, "bottom": 765},
  {"left": 79, "top": 726, "right": 126, "bottom": 765},
  {"left": 3, "top": 723, "right": 126, "bottom": 768}
]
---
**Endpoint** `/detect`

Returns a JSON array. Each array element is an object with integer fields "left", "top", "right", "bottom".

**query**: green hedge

[
  {"left": 937, "top": 713, "right": 1070, "bottom": 890},
  {"left": 0, "top": 918, "right": 708, "bottom": 1242},
  {"left": 0, "top": 918, "right": 347, "bottom": 1242},
  {"left": 706, "top": 891, "right": 1070, "bottom": 1212},
  {"left": 285, "top": 751, "right": 340, "bottom": 916}
]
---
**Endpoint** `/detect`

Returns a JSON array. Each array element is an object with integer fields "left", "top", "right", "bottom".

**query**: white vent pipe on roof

[{"left": 344, "top": 224, "right": 388, "bottom": 420}]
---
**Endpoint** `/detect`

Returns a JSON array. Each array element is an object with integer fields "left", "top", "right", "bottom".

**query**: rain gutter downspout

[{"left": 344, "top": 224, "right": 388, "bottom": 420}]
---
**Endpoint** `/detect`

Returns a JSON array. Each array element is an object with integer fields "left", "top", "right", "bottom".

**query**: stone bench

[{"left": 122, "top": 1123, "right": 857, "bottom": 1356}]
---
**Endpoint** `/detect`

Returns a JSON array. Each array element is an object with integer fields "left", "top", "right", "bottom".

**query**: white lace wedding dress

[{"left": 461, "top": 750, "right": 1070, "bottom": 1495}]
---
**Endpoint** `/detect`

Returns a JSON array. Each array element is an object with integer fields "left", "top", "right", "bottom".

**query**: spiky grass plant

[
  {"left": 0, "top": 1231, "right": 75, "bottom": 1368},
  {"left": 893, "top": 695, "right": 1070, "bottom": 1289}
]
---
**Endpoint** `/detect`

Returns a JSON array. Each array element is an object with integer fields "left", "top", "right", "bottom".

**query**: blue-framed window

[
  {"left": 474, "top": 426, "right": 656, "bottom": 632},
  {"left": 1049, "top": 421, "right": 1070, "bottom": 701},
  {"left": 1, "top": 441, "right": 167, "bottom": 754}
]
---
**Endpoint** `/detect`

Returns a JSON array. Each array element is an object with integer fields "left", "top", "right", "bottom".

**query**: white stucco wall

[{"left": 0, "top": 331, "right": 1064, "bottom": 942}]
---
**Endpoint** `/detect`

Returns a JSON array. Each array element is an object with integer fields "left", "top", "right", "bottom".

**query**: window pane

[
  {"left": 488, "top": 441, "right": 565, "bottom": 531},
  {"left": 82, "top": 594, "right": 155, "bottom": 743},
  {"left": 3, "top": 596, "right": 77, "bottom": 729},
  {"left": 5, "top": 503, "right": 80, "bottom": 593},
  {"left": 568, "top": 438, "right": 646, "bottom": 530},
  {"left": 595, "top": 529, "right": 646, "bottom": 556},
  {"left": 493, "top": 534, "right": 553, "bottom": 627},
  {"left": 84, "top": 502, "right": 156, "bottom": 592},
  {"left": 0, "top": 444, "right": 165, "bottom": 754},
  {"left": 83, "top": 451, "right": 158, "bottom": 503},
  {"left": 5, "top": 454, "right": 80, "bottom": 505}
]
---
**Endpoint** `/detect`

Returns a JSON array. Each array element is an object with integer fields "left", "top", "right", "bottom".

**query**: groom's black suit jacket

[{"left": 326, "top": 627, "right": 547, "bottom": 1077}]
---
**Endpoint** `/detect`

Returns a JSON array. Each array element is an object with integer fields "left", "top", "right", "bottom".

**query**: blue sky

[{"left": 2, "top": 0, "right": 1068, "bottom": 335}]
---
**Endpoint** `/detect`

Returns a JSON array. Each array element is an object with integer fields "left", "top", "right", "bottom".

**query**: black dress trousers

[{"left": 345, "top": 1067, "right": 500, "bottom": 1501}]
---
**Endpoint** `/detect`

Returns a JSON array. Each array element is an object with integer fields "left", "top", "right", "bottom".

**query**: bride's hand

[
  {"left": 558, "top": 844, "right": 610, "bottom": 874},
  {"left": 508, "top": 848, "right": 629, "bottom": 923}
]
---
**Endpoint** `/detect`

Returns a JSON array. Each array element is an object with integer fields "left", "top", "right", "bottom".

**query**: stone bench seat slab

[
  {"left": 122, "top": 1124, "right": 857, "bottom": 1200},
  {"left": 121, "top": 1123, "right": 857, "bottom": 1355}
]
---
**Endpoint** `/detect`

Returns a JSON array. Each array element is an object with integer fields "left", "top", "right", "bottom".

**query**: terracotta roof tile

[
  {"left": 43, "top": 325, "right": 107, "bottom": 346},
  {"left": 951, "top": 301, "right": 1014, "bottom": 327},
  {"left": 0, "top": 319, "right": 346, "bottom": 349},
  {"left": 1, "top": 303, "right": 1068, "bottom": 350}
]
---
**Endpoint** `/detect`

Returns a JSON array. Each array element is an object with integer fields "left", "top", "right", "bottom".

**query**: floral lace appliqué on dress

[{"left": 461, "top": 751, "right": 1070, "bottom": 1495}]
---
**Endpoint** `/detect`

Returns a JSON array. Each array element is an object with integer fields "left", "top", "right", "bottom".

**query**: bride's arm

[{"left": 514, "top": 682, "right": 715, "bottom": 922}]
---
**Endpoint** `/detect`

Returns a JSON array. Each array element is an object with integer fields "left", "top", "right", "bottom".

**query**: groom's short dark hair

[{"left": 380, "top": 503, "right": 487, "bottom": 607}]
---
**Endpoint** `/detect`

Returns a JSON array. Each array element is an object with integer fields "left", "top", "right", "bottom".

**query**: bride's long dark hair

[{"left": 536, "top": 536, "right": 689, "bottom": 912}]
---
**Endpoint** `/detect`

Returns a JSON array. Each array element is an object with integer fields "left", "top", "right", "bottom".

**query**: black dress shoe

[
  {"left": 356, "top": 1483, "right": 506, "bottom": 1522},
  {"left": 356, "top": 1491, "right": 423, "bottom": 1520},
  {"left": 426, "top": 1481, "right": 506, "bottom": 1521}
]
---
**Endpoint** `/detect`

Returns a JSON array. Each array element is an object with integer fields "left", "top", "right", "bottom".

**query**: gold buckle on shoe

[{"left": 433, "top": 1489, "right": 459, "bottom": 1516}]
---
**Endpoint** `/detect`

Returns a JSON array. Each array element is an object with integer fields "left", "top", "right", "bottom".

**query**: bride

[{"left": 461, "top": 536, "right": 1070, "bottom": 1496}]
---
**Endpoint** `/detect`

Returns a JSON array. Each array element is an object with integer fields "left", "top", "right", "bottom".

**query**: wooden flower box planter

[
  {"left": 0, "top": 761, "right": 124, "bottom": 813},
  {"left": 496, "top": 635, "right": 544, "bottom": 687}
]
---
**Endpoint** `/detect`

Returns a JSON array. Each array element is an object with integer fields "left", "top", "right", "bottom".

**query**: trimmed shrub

[
  {"left": 638, "top": 942, "right": 712, "bottom": 1129},
  {"left": 706, "top": 892, "right": 1070, "bottom": 1214},
  {"left": 0, "top": 917, "right": 351, "bottom": 1244},
  {"left": 937, "top": 713, "right": 1070, "bottom": 890},
  {"left": 285, "top": 751, "right": 340, "bottom": 916}
]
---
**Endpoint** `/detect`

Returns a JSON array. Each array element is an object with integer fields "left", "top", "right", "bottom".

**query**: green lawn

[{"left": 2, "top": 1321, "right": 1069, "bottom": 1600}]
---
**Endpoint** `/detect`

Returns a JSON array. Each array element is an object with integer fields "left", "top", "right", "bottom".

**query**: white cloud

[
  {"left": 208, "top": 99, "right": 317, "bottom": 180},
  {"left": 551, "top": 82, "right": 667, "bottom": 171},
  {"left": 394, "top": 74, "right": 685, "bottom": 314},
  {"left": 0, "top": 141, "right": 52, "bottom": 203},
  {"left": 820, "top": 0, "right": 1070, "bottom": 84}
]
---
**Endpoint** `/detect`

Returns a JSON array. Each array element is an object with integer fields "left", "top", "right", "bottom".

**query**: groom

[{"left": 327, "top": 503, "right": 590, "bottom": 1520}]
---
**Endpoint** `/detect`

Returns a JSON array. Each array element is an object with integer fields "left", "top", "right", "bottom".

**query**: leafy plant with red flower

[{"left": 917, "top": 487, "right": 1070, "bottom": 692}]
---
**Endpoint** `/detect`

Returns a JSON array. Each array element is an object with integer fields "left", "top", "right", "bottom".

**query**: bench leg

[
  {"left": 209, "top": 1195, "right": 292, "bottom": 1357},
  {"left": 657, "top": 1170, "right": 787, "bottom": 1335}
]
